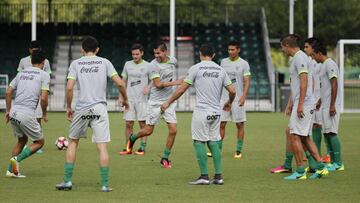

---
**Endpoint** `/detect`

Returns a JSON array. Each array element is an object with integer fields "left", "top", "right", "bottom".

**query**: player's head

[
  {"left": 312, "top": 42, "right": 327, "bottom": 63},
  {"left": 29, "top": 40, "right": 41, "bottom": 54},
  {"left": 199, "top": 44, "right": 215, "bottom": 60},
  {"left": 31, "top": 49, "right": 46, "bottom": 69},
  {"left": 227, "top": 41, "right": 240, "bottom": 58},
  {"left": 153, "top": 41, "right": 167, "bottom": 62},
  {"left": 280, "top": 34, "right": 301, "bottom": 56},
  {"left": 81, "top": 36, "right": 99, "bottom": 54},
  {"left": 304, "top": 37, "right": 320, "bottom": 57},
  {"left": 131, "top": 43, "right": 144, "bottom": 63}
]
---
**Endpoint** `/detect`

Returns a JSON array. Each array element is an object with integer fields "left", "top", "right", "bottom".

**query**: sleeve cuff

[
  {"left": 41, "top": 87, "right": 50, "bottom": 91},
  {"left": 121, "top": 73, "right": 127, "bottom": 78},
  {"left": 111, "top": 72, "right": 118, "bottom": 77},
  {"left": 149, "top": 74, "right": 160, "bottom": 80},
  {"left": 298, "top": 70, "right": 308, "bottom": 75},
  {"left": 329, "top": 75, "right": 337, "bottom": 79},
  {"left": 225, "top": 80, "right": 232, "bottom": 86},
  {"left": 67, "top": 76, "right": 76, "bottom": 80},
  {"left": 243, "top": 72, "right": 251, "bottom": 76},
  {"left": 184, "top": 79, "right": 193, "bottom": 85}
]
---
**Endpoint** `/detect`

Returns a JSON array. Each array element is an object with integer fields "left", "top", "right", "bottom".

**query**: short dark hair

[
  {"left": 280, "top": 34, "right": 301, "bottom": 48},
  {"left": 153, "top": 41, "right": 167, "bottom": 51},
  {"left": 199, "top": 44, "right": 215, "bottom": 57},
  {"left": 82, "top": 36, "right": 99, "bottom": 53},
  {"left": 313, "top": 42, "right": 327, "bottom": 55},
  {"left": 131, "top": 43, "right": 144, "bottom": 52},
  {"left": 31, "top": 50, "right": 45, "bottom": 64},
  {"left": 29, "top": 40, "right": 41, "bottom": 49},
  {"left": 228, "top": 40, "right": 240, "bottom": 49},
  {"left": 304, "top": 37, "right": 320, "bottom": 48}
]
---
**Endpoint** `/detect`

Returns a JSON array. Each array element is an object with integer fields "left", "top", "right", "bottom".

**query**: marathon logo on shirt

[
  {"left": 203, "top": 71, "right": 219, "bottom": 78},
  {"left": 207, "top": 114, "right": 220, "bottom": 121},
  {"left": 78, "top": 61, "right": 102, "bottom": 65}
]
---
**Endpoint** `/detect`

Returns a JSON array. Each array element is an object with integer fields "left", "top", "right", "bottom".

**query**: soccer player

[
  {"left": 4, "top": 50, "right": 50, "bottom": 178},
  {"left": 160, "top": 44, "right": 235, "bottom": 184},
  {"left": 280, "top": 34, "right": 328, "bottom": 180},
  {"left": 119, "top": 44, "right": 150, "bottom": 155},
  {"left": 56, "top": 36, "right": 129, "bottom": 192},
  {"left": 125, "top": 42, "right": 183, "bottom": 168},
  {"left": 304, "top": 38, "right": 331, "bottom": 163},
  {"left": 215, "top": 41, "right": 250, "bottom": 158},
  {"left": 312, "top": 43, "right": 344, "bottom": 171},
  {"left": 18, "top": 40, "right": 52, "bottom": 154}
]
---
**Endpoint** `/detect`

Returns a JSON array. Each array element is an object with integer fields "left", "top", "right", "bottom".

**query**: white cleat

[{"left": 5, "top": 170, "right": 26, "bottom": 178}]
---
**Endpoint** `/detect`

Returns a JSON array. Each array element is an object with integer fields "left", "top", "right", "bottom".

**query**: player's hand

[
  {"left": 143, "top": 86, "right": 150, "bottom": 95},
  {"left": 329, "top": 105, "right": 336, "bottom": 117},
  {"left": 122, "top": 99, "right": 129, "bottom": 111},
  {"left": 285, "top": 105, "right": 292, "bottom": 117},
  {"left": 175, "top": 77, "right": 185, "bottom": 85},
  {"left": 297, "top": 105, "right": 304, "bottom": 119},
  {"left": 160, "top": 102, "right": 170, "bottom": 113},
  {"left": 66, "top": 108, "right": 73, "bottom": 122},
  {"left": 239, "top": 95, "right": 246, "bottom": 106},
  {"left": 117, "top": 97, "right": 123, "bottom": 106},
  {"left": 42, "top": 113, "right": 48, "bottom": 123},
  {"left": 223, "top": 101, "right": 232, "bottom": 112},
  {"left": 4, "top": 111, "right": 10, "bottom": 124},
  {"left": 316, "top": 99, "right": 322, "bottom": 110}
]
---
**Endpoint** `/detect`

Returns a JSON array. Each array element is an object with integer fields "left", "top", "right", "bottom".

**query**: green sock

[
  {"left": 325, "top": 135, "right": 335, "bottom": 163},
  {"left": 324, "top": 135, "right": 332, "bottom": 155},
  {"left": 296, "top": 165, "right": 306, "bottom": 174},
  {"left": 316, "top": 161, "right": 325, "bottom": 170},
  {"left": 64, "top": 162, "right": 74, "bottom": 183},
  {"left": 208, "top": 141, "right": 222, "bottom": 174},
  {"left": 162, "top": 148, "right": 171, "bottom": 159},
  {"left": 329, "top": 134, "right": 342, "bottom": 165},
  {"left": 140, "top": 141, "right": 147, "bottom": 151},
  {"left": 312, "top": 128, "right": 322, "bottom": 155},
  {"left": 16, "top": 147, "right": 32, "bottom": 162},
  {"left": 129, "top": 133, "right": 138, "bottom": 142},
  {"left": 217, "top": 140, "right": 223, "bottom": 152},
  {"left": 305, "top": 151, "right": 316, "bottom": 170},
  {"left": 236, "top": 138, "right": 244, "bottom": 152},
  {"left": 100, "top": 166, "right": 109, "bottom": 187},
  {"left": 284, "top": 151, "right": 293, "bottom": 169},
  {"left": 7, "top": 164, "right": 12, "bottom": 172},
  {"left": 193, "top": 140, "right": 208, "bottom": 175}
]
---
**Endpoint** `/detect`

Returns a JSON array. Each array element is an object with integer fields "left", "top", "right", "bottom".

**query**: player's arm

[
  {"left": 66, "top": 79, "right": 76, "bottom": 121},
  {"left": 223, "top": 84, "right": 236, "bottom": 111},
  {"left": 152, "top": 77, "right": 184, "bottom": 89},
  {"left": 298, "top": 73, "right": 308, "bottom": 118},
  {"left": 112, "top": 74, "right": 129, "bottom": 110},
  {"left": 240, "top": 75, "right": 250, "bottom": 106},
  {"left": 329, "top": 77, "right": 338, "bottom": 116},
  {"left": 4, "top": 86, "right": 15, "bottom": 123},
  {"left": 40, "top": 90, "right": 49, "bottom": 122},
  {"left": 285, "top": 93, "right": 293, "bottom": 116},
  {"left": 160, "top": 82, "right": 190, "bottom": 112}
]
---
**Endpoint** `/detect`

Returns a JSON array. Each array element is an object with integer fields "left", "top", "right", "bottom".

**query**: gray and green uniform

[
  {"left": 184, "top": 60, "right": 232, "bottom": 141},
  {"left": 319, "top": 58, "right": 341, "bottom": 134},
  {"left": 288, "top": 50, "right": 315, "bottom": 136},
  {"left": 18, "top": 56, "right": 52, "bottom": 119},
  {"left": 146, "top": 56, "right": 177, "bottom": 125},
  {"left": 310, "top": 58, "right": 322, "bottom": 125},
  {"left": 121, "top": 60, "right": 149, "bottom": 121},
  {"left": 67, "top": 55, "right": 118, "bottom": 143},
  {"left": 220, "top": 57, "right": 251, "bottom": 123},
  {"left": 9, "top": 67, "right": 50, "bottom": 141}
]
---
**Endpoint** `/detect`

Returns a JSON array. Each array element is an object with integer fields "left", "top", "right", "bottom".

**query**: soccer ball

[{"left": 55, "top": 137, "right": 69, "bottom": 150}]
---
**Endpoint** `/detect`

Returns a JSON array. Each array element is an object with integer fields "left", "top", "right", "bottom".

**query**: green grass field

[{"left": 0, "top": 112, "right": 359, "bottom": 202}]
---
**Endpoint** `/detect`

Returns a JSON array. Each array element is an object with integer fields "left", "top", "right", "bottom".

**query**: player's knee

[
  {"left": 126, "top": 122, "right": 134, "bottom": 129},
  {"left": 169, "top": 127, "right": 177, "bottom": 136},
  {"left": 35, "top": 139, "right": 45, "bottom": 147}
]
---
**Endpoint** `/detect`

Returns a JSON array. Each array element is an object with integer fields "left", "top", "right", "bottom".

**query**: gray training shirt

[
  {"left": 319, "top": 58, "right": 341, "bottom": 107},
  {"left": 67, "top": 55, "right": 118, "bottom": 111},
  {"left": 121, "top": 60, "right": 149, "bottom": 102},
  {"left": 148, "top": 56, "right": 177, "bottom": 102},
  {"left": 10, "top": 67, "right": 50, "bottom": 115},
  {"left": 184, "top": 60, "right": 232, "bottom": 112},
  {"left": 18, "top": 56, "right": 52, "bottom": 74},
  {"left": 289, "top": 50, "right": 314, "bottom": 106},
  {"left": 220, "top": 57, "right": 251, "bottom": 102}
]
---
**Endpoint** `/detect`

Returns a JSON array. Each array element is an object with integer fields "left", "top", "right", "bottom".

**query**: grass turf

[{"left": 0, "top": 112, "right": 359, "bottom": 202}]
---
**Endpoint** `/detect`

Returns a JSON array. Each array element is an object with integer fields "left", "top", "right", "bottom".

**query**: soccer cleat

[
  {"left": 321, "top": 154, "right": 331, "bottom": 163},
  {"left": 270, "top": 165, "right": 292, "bottom": 173},
  {"left": 309, "top": 168, "right": 329, "bottom": 179},
  {"left": 119, "top": 149, "right": 131, "bottom": 155},
  {"left": 234, "top": 151, "right": 242, "bottom": 159},
  {"left": 305, "top": 167, "right": 316, "bottom": 173},
  {"left": 10, "top": 157, "right": 20, "bottom": 175},
  {"left": 326, "top": 163, "right": 345, "bottom": 172},
  {"left": 36, "top": 149, "right": 44, "bottom": 154},
  {"left": 101, "top": 186, "right": 113, "bottom": 192},
  {"left": 134, "top": 148, "right": 145, "bottom": 155},
  {"left": 210, "top": 178, "right": 224, "bottom": 185},
  {"left": 207, "top": 152, "right": 212, "bottom": 157},
  {"left": 160, "top": 158, "right": 172, "bottom": 168},
  {"left": 5, "top": 170, "right": 26, "bottom": 178},
  {"left": 126, "top": 138, "right": 135, "bottom": 153},
  {"left": 284, "top": 172, "right": 307, "bottom": 180},
  {"left": 56, "top": 181, "right": 73, "bottom": 191},
  {"left": 189, "top": 177, "right": 210, "bottom": 185}
]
